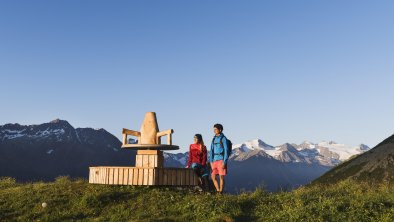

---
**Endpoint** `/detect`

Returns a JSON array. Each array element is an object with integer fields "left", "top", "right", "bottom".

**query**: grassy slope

[{"left": 0, "top": 177, "right": 393, "bottom": 222}]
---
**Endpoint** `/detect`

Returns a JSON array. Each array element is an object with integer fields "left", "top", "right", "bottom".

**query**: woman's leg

[
  {"left": 201, "top": 175, "right": 210, "bottom": 191},
  {"left": 193, "top": 166, "right": 202, "bottom": 177},
  {"left": 191, "top": 164, "right": 203, "bottom": 187}
]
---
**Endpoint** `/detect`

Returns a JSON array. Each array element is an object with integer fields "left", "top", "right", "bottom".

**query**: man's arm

[
  {"left": 209, "top": 140, "right": 214, "bottom": 163},
  {"left": 222, "top": 136, "right": 229, "bottom": 166}
]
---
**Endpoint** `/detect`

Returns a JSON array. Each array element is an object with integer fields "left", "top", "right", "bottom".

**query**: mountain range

[
  {"left": 0, "top": 119, "right": 136, "bottom": 181},
  {"left": 164, "top": 139, "right": 370, "bottom": 191},
  {"left": 0, "top": 119, "right": 372, "bottom": 191},
  {"left": 166, "top": 139, "right": 370, "bottom": 167}
]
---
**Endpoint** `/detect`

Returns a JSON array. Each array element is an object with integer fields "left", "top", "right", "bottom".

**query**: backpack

[{"left": 212, "top": 136, "right": 233, "bottom": 156}]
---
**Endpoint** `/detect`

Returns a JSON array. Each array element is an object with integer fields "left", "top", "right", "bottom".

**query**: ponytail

[
  {"left": 194, "top": 134, "right": 204, "bottom": 152},
  {"left": 200, "top": 140, "right": 205, "bottom": 152}
]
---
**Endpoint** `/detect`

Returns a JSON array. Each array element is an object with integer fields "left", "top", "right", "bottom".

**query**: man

[{"left": 209, "top": 123, "right": 229, "bottom": 194}]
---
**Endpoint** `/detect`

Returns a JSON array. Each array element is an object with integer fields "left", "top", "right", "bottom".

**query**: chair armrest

[
  {"left": 122, "top": 128, "right": 141, "bottom": 137},
  {"left": 122, "top": 128, "right": 141, "bottom": 145},
  {"left": 157, "top": 129, "right": 174, "bottom": 145},
  {"left": 157, "top": 129, "right": 174, "bottom": 137}
]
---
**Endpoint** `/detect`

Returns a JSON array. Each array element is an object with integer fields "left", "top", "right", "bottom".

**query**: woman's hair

[{"left": 194, "top": 134, "right": 204, "bottom": 151}]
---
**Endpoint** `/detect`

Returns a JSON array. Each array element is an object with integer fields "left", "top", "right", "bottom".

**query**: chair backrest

[{"left": 139, "top": 112, "right": 159, "bottom": 144}]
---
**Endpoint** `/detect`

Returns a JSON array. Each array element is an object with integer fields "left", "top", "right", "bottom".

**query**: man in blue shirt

[{"left": 209, "top": 123, "right": 229, "bottom": 194}]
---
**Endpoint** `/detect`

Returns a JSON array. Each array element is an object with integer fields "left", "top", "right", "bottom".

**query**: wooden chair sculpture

[
  {"left": 121, "top": 112, "right": 178, "bottom": 150},
  {"left": 89, "top": 112, "right": 198, "bottom": 186}
]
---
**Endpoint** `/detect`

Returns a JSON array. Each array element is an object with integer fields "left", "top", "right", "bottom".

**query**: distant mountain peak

[
  {"left": 302, "top": 140, "right": 314, "bottom": 144},
  {"left": 278, "top": 143, "right": 297, "bottom": 151},
  {"left": 50, "top": 118, "right": 63, "bottom": 123},
  {"left": 45, "top": 119, "right": 73, "bottom": 130},
  {"left": 359, "top": 144, "right": 370, "bottom": 151},
  {"left": 94, "top": 128, "right": 106, "bottom": 132},
  {"left": 319, "top": 140, "right": 339, "bottom": 145},
  {"left": 232, "top": 149, "right": 273, "bottom": 161},
  {"left": 243, "top": 138, "right": 274, "bottom": 149},
  {"left": 0, "top": 120, "right": 118, "bottom": 146}
]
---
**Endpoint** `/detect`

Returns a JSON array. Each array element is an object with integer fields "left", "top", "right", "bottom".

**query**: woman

[{"left": 186, "top": 134, "right": 210, "bottom": 191}]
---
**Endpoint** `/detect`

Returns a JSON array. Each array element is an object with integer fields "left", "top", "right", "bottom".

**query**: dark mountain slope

[
  {"left": 314, "top": 134, "right": 394, "bottom": 184},
  {"left": 0, "top": 119, "right": 136, "bottom": 181}
]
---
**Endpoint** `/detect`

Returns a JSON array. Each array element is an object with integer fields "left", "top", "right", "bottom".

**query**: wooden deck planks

[{"left": 89, "top": 167, "right": 198, "bottom": 186}]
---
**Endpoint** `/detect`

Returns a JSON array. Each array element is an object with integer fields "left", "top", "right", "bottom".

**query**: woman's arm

[{"left": 186, "top": 145, "right": 192, "bottom": 168}]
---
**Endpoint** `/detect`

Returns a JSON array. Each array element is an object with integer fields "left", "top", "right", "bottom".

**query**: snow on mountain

[
  {"left": 315, "top": 141, "right": 370, "bottom": 161},
  {"left": 164, "top": 152, "right": 189, "bottom": 167},
  {"left": 231, "top": 139, "right": 370, "bottom": 167},
  {"left": 232, "top": 139, "right": 280, "bottom": 157},
  {"left": 0, "top": 119, "right": 137, "bottom": 182},
  {"left": 165, "top": 138, "right": 370, "bottom": 168},
  {"left": 0, "top": 119, "right": 122, "bottom": 152},
  {"left": 0, "top": 120, "right": 73, "bottom": 142},
  {"left": 275, "top": 143, "right": 312, "bottom": 163},
  {"left": 296, "top": 141, "right": 316, "bottom": 150}
]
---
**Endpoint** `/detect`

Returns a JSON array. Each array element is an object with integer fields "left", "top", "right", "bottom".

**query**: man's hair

[{"left": 214, "top": 123, "right": 223, "bottom": 132}]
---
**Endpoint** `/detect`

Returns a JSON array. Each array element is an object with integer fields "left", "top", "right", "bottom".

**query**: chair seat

[{"left": 121, "top": 144, "right": 179, "bottom": 150}]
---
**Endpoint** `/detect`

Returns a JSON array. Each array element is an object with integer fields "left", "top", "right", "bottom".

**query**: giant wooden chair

[{"left": 89, "top": 112, "right": 198, "bottom": 186}]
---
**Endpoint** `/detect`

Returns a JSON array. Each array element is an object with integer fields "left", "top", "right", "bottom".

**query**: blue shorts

[{"left": 191, "top": 163, "right": 209, "bottom": 177}]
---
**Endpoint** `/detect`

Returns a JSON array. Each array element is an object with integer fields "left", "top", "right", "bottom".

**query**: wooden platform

[
  {"left": 89, "top": 166, "right": 199, "bottom": 186},
  {"left": 121, "top": 144, "right": 179, "bottom": 150}
]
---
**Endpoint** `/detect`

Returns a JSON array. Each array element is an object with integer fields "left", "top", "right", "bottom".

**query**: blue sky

[{"left": 1, "top": 0, "right": 393, "bottom": 152}]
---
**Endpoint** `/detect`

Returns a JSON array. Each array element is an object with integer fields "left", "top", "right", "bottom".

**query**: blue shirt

[{"left": 209, "top": 133, "right": 229, "bottom": 165}]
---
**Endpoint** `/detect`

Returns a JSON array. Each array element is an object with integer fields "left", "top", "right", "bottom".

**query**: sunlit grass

[{"left": 0, "top": 177, "right": 393, "bottom": 222}]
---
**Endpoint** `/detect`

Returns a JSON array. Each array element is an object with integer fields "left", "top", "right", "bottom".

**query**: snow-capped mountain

[
  {"left": 0, "top": 119, "right": 136, "bottom": 181},
  {"left": 164, "top": 152, "right": 189, "bottom": 167},
  {"left": 231, "top": 139, "right": 370, "bottom": 167},
  {"left": 162, "top": 139, "right": 370, "bottom": 192},
  {"left": 1, "top": 119, "right": 77, "bottom": 143},
  {"left": 165, "top": 139, "right": 370, "bottom": 168}
]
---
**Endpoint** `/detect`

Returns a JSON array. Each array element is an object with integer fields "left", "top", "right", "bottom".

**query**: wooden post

[
  {"left": 122, "top": 133, "right": 127, "bottom": 145},
  {"left": 157, "top": 136, "right": 161, "bottom": 145},
  {"left": 135, "top": 150, "right": 164, "bottom": 168},
  {"left": 168, "top": 134, "right": 172, "bottom": 145}
]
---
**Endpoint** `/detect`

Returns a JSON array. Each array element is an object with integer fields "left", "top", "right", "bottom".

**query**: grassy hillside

[{"left": 0, "top": 177, "right": 393, "bottom": 222}]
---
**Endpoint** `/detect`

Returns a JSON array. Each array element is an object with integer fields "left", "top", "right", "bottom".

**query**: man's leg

[
  {"left": 211, "top": 174, "right": 220, "bottom": 191},
  {"left": 219, "top": 175, "right": 225, "bottom": 193}
]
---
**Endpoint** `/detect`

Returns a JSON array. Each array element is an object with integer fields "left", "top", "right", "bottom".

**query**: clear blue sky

[{"left": 1, "top": 0, "right": 393, "bottom": 152}]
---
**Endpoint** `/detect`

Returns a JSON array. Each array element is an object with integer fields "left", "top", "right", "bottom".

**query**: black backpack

[{"left": 212, "top": 136, "right": 233, "bottom": 156}]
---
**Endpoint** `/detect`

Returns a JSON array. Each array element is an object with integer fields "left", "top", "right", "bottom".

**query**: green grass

[{"left": 0, "top": 177, "right": 393, "bottom": 222}]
